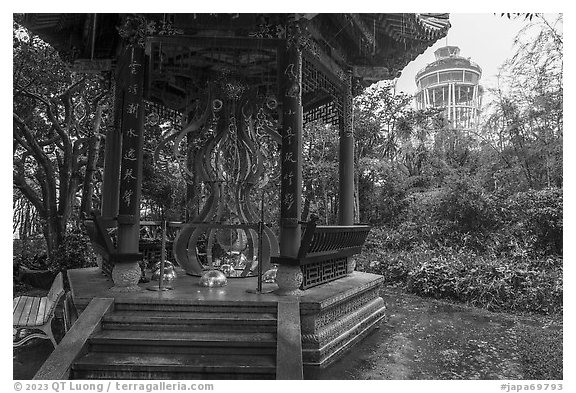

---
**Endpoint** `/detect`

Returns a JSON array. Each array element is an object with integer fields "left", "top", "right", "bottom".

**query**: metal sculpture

[{"left": 155, "top": 73, "right": 280, "bottom": 277}]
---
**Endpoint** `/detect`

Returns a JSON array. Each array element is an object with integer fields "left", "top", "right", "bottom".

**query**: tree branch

[
  {"left": 13, "top": 157, "right": 45, "bottom": 215},
  {"left": 13, "top": 113, "right": 54, "bottom": 176},
  {"left": 20, "top": 90, "right": 73, "bottom": 157}
]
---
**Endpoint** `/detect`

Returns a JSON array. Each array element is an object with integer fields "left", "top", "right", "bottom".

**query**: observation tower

[{"left": 415, "top": 46, "right": 482, "bottom": 130}]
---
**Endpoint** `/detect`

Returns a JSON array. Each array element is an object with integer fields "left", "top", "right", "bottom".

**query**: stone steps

[
  {"left": 89, "top": 329, "right": 277, "bottom": 350},
  {"left": 71, "top": 299, "right": 279, "bottom": 379},
  {"left": 101, "top": 311, "right": 277, "bottom": 332},
  {"left": 113, "top": 299, "right": 277, "bottom": 314},
  {"left": 72, "top": 352, "right": 276, "bottom": 380}
]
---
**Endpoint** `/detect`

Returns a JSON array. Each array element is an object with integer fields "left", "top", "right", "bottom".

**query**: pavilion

[{"left": 19, "top": 13, "right": 450, "bottom": 380}]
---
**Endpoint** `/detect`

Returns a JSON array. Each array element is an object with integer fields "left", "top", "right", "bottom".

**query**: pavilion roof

[
  {"left": 18, "top": 13, "right": 449, "bottom": 112},
  {"left": 18, "top": 13, "right": 449, "bottom": 75}
]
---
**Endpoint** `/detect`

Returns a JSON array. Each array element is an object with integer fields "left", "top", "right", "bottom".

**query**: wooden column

[
  {"left": 278, "top": 32, "right": 303, "bottom": 257},
  {"left": 100, "top": 84, "right": 122, "bottom": 220},
  {"left": 111, "top": 45, "right": 145, "bottom": 291},
  {"left": 276, "top": 19, "right": 304, "bottom": 294},
  {"left": 338, "top": 70, "right": 355, "bottom": 225},
  {"left": 117, "top": 46, "right": 145, "bottom": 254}
]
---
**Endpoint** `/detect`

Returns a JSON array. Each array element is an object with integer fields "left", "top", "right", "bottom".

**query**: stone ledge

[
  {"left": 303, "top": 298, "right": 386, "bottom": 367},
  {"left": 302, "top": 297, "right": 385, "bottom": 347},
  {"left": 299, "top": 272, "right": 385, "bottom": 312},
  {"left": 299, "top": 273, "right": 387, "bottom": 368}
]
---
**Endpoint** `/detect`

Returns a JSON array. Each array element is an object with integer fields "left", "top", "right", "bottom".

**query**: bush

[
  {"left": 509, "top": 188, "right": 562, "bottom": 255},
  {"left": 13, "top": 236, "right": 48, "bottom": 270},
  {"left": 437, "top": 174, "right": 488, "bottom": 231},
  {"left": 358, "top": 159, "right": 408, "bottom": 225},
  {"left": 373, "top": 181, "right": 562, "bottom": 258},
  {"left": 358, "top": 246, "right": 562, "bottom": 315},
  {"left": 46, "top": 227, "right": 97, "bottom": 273}
]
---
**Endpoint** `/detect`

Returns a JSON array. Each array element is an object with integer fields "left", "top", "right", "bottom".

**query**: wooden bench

[
  {"left": 271, "top": 216, "right": 371, "bottom": 289},
  {"left": 85, "top": 211, "right": 143, "bottom": 277},
  {"left": 13, "top": 272, "right": 65, "bottom": 347}
]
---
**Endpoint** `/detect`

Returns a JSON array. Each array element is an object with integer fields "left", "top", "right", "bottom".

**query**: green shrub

[
  {"left": 436, "top": 173, "right": 495, "bottom": 233},
  {"left": 358, "top": 159, "right": 408, "bottom": 225},
  {"left": 46, "top": 227, "right": 97, "bottom": 273},
  {"left": 13, "top": 236, "right": 48, "bottom": 270},
  {"left": 374, "top": 182, "right": 562, "bottom": 258},
  {"left": 358, "top": 246, "right": 562, "bottom": 315},
  {"left": 509, "top": 188, "right": 562, "bottom": 255}
]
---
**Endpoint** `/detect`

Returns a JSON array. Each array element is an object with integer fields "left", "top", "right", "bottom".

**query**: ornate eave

[
  {"left": 18, "top": 13, "right": 450, "bottom": 109},
  {"left": 18, "top": 13, "right": 121, "bottom": 62},
  {"left": 19, "top": 13, "right": 448, "bottom": 72}
]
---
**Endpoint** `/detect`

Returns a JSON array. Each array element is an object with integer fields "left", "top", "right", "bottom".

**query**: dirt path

[{"left": 307, "top": 286, "right": 561, "bottom": 380}]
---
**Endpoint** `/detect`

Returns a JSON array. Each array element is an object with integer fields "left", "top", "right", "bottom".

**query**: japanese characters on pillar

[
  {"left": 343, "top": 70, "right": 354, "bottom": 139},
  {"left": 118, "top": 46, "right": 145, "bottom": 218},
  {"left": 338, "top": 68, "right": 355, "bottom": 225},
  {"left": 279, "top": 19, "right": 304, "bottom": 228}
]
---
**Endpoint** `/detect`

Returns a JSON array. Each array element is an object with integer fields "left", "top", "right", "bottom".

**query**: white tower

[{"left": 415, "top": 46, "right": 483, "bottom": 130}]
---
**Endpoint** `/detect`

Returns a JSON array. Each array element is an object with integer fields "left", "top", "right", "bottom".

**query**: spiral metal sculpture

[{"left": 154, "top": 76, "right": 280, "bottom": 277}]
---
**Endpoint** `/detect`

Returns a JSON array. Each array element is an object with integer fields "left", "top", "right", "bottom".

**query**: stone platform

[{"left": 68, "top": 267, "right": 386, "bottom": 369}]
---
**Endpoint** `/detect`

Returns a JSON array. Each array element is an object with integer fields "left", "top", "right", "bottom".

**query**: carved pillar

[
  {"left": 111, "top": 45, "right": 145, "bottom": 292},
  {"left": 101, "top": 81, "right": 122, "bottom": 220},
  {"left": 276, "top": 18, "right": 304, "bottom": 295},
  {"left": 338, "top": 70, "right": 355, "bottom": 226}
]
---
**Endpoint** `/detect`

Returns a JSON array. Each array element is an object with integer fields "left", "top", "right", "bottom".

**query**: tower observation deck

[{"left": 415, "top": 46, "right": 483, "bottom": 130}]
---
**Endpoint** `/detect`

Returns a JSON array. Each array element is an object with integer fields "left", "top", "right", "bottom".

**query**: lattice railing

[{"left": 301, "top": 257, "right": 348, "bottom": 289}]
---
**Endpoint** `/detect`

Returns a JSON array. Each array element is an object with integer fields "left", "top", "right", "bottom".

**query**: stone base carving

[
  {"left": 110, "top": 262, "right": 142, "bottom": 292},
  {"left": 275, "top": 264, "right": 303, "bottom": 296},
  {"left": 300, "top": 274, "right": 386, "bottom": 368}
]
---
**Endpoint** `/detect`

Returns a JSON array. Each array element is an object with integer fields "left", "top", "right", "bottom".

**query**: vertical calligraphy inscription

[
  {"left": 343, "top": 69, "right": 354, "bottom": 138},
  {"left": 279, "top": 17, "right": 308, "bottom": 227},
  {"left": 280, "top": 55, "right": 302, "bottom": 223},
  {"left": 118, "top": 47, "right": 145, "bottom": 216}
]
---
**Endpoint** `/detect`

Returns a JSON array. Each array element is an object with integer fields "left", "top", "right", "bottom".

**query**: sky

[{"left": 395, "top": 13, "right": 538, "bottom": 96}]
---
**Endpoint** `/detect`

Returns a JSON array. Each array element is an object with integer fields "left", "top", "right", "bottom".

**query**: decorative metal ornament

[
  {"left": 74, "top": 102, "right": 86, "bottom": 122},
  {"left": 262, "top": 265, "right": 278, "bottom": 284},
  {"left": 146, "top": 111, "right": 160, "bottom": 126},
  {"left": 223, "top": 81, "right": 246, "bottom": 100},
  {"left": 151, "top": 265, "right": 177, "bottom": 283},
  {"left": 265, "top": 97, "right": 278, "bottom": 110},
  {"left": 153, "top": 261, "right": 174, "bottom": 271},
  {"left": 219, "top": 263, "right": 235, "bottom": 277},
  {"left": 212, "top": 99, "right": 223, "bottom": 112},
  {"left": 166, "top": 84, "right": 280, "bottom": 278},
  {"left": 199, "top": 270, "right": 228, "bottom": 287}
]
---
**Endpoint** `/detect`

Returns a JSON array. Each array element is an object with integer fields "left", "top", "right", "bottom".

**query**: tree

[
  {"left": 481, "top": 14, "right": 562, "bottom": 191},
  {"left": 352, "top": 82, "right": 448, "bottom": 223},
  {"left": 301, "top": 121, "right": 339, "bottom": 223},
  {"left": 13, "top": 21, "right": 112, "bottom": 258},
  {"left": 354, "top": 82, "right": 414, "bottom": 163}
]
